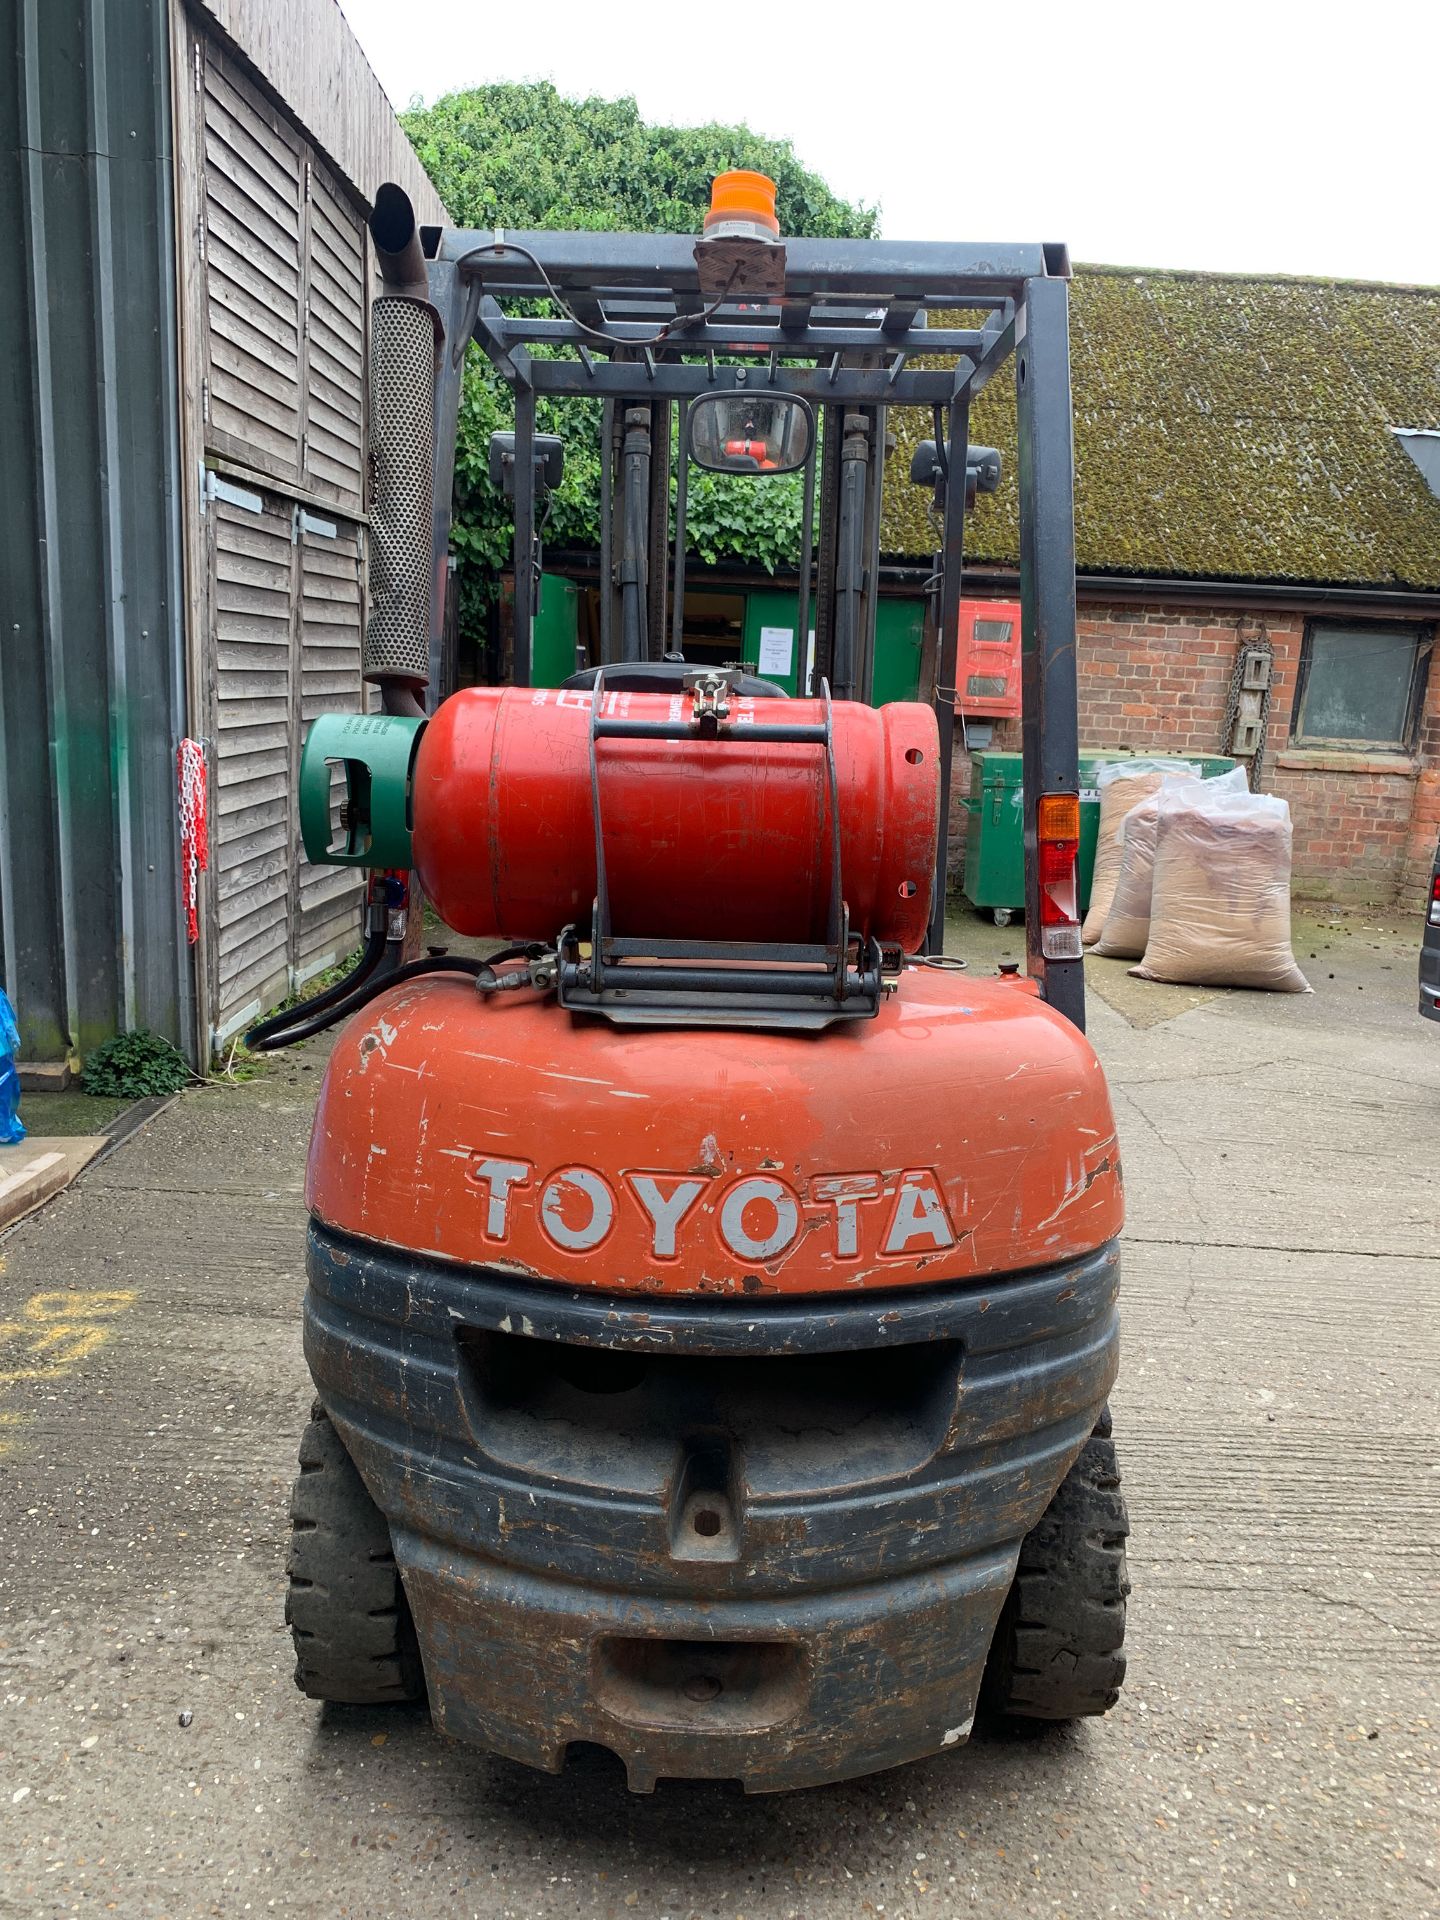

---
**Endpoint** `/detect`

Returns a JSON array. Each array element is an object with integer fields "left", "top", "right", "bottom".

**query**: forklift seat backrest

[{"left": 561, "top": 662, "right": 789, "bottom": 699}]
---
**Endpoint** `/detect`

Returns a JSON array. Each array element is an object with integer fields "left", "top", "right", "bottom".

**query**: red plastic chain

[{"left": 177, "top": 739, "right": 209, "bottom": 945}]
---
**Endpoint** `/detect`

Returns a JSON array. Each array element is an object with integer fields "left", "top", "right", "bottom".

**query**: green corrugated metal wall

[{"left": 0, "top": 0, "right": 193, "bottom": 1062}]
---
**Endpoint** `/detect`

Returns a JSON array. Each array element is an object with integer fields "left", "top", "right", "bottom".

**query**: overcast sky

[{"left": 337, "top": 0, "right": 1436, "bottom": 286}]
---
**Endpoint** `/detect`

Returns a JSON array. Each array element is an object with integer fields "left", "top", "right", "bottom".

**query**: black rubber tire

[
  {"left": 980, "top": 1406, "right": 1130, "bottom": 1721},
  {"left": 285, "top": 1402, "right": 425, "bottom": 1705}
]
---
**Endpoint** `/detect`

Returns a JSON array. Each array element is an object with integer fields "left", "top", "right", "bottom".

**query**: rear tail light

[
  {"left": 1037, "top": 792, "right": 1082, "bottom": 961},
  {"left": 1430, "top": 871, "right": 1440, "bottom": 927}
]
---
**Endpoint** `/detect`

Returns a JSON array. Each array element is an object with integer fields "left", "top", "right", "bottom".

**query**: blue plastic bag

[{"left": 0, "top": 989, "right": 24, "bottom": 1144}]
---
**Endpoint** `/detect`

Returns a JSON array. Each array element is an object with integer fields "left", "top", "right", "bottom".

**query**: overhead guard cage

[{"left": 382, "top": 208, "right": 1083, "bottom": 1028}]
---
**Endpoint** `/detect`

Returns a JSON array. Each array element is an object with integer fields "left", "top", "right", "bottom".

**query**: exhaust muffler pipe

[
  {"left": 371, "top": 182, "right": 432, "bottom": 302},
  {"left": 365, "top": 185, "right": 440, "bottom": 703}
]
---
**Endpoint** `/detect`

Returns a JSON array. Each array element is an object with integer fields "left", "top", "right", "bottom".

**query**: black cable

[
  {"left": 453, "top": 240, "right": 740, "bottom": 351},
  {"left": 245, "top": 947, "right": 543, "bottom": 1053},
  {"left": 244, "top": 929, "right": 388, "bottom": 1052}
]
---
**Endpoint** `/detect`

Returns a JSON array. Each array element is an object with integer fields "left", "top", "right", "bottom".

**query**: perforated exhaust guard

[{"left": 365, "top": 297, "right": 436, "bottom": 687}]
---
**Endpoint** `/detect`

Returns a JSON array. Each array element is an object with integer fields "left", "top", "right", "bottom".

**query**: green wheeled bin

[{"left": 961, "top": 754, "right": 1026, "bottom": 926}]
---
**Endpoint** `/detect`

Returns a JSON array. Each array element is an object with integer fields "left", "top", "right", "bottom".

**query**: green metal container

[
  {"left": 961, "top": 754, "right": 1027, "bottom": 925},
  {"left": 960, "top": 749, "right": 1237, "bottom": 923}
]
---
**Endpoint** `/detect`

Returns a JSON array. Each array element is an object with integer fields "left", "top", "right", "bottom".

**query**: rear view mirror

[{"left": 688, "top": 392, "right": 813, "bottom": 475}]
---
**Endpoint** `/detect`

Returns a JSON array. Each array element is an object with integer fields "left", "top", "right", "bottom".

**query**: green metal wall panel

[{"left": 0, "top": 0, "right": 192, "bottom": 1061}]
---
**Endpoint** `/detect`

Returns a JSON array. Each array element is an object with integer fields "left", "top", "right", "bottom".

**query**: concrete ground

[{"left": 0, "top": 906, "right": 1435, "bottom": 1919}]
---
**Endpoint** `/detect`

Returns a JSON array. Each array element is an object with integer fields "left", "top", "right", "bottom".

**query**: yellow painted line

[{"left": 0, "top": 1289, "right": 138, "bottom": 1445}]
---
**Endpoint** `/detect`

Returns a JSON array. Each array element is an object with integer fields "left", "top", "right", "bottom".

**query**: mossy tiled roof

[{"left": 882, "top": 266, "right": 1440, "bottom": 588}]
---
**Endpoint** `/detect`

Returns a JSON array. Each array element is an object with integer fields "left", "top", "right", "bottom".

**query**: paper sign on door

[{"left": 757, "top": 627, "right": 794, "bottom": 677}]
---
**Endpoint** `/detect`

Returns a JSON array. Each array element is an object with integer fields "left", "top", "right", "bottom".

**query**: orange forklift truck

[{"left": 249, "top": 173, "right": 1129, "bottom": 1793}]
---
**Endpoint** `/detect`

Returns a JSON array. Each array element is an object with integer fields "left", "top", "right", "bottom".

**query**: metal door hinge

[{"left": 205, "top": 470, "right": 264, "bottom": 515}]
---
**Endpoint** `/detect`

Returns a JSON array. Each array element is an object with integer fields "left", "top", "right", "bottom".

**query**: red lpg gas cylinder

[{"left": 412, "top": 687, "right": 939, "bottom": 949}]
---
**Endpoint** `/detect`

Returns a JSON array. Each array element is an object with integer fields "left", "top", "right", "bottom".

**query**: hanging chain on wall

[
  {"left": 1221, "top": 616, "right": 1274, "bottom": 789},
  {"left": 177, "top": 739, "right": 210, "bottom": 946}
]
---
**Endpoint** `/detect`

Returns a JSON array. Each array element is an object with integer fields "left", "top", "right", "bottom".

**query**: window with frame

[{"left": 1290, "top": 620, "right": 1431, "bottom": 751}]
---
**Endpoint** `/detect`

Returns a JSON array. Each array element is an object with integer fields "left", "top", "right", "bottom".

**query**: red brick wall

[
  {"left": 1406, "top": 638, "right": 1440, "bottom": 899},
  {"left": 1269, "top": 759, "right": 1420, "bottom": 902},
  {"left": 945, "top": 596, "right": 1436, "bottom": 908},
  {"left": 1074, "top": 607, "right": 1272, "bottom": 759}
]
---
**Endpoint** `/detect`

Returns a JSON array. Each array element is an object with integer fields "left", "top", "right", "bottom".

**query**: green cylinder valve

[{"left": 298, "top": 712, "right": 424, "bottom": 869}]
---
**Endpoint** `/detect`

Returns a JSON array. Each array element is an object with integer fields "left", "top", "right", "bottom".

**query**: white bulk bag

[
  {"left": 1130, "top": 784, "right": 1311, "bottom": 992},
  {"left": 1081, "top": 759, "right": 1203, "bottom": 945},
  {"left": 1095, "top": 769, "right": 1249, "bottom": 960}
]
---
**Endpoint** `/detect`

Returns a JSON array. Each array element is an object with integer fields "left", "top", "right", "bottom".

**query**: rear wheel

[
  {"left": 980, "top": 1407, "right": 1129, "bottom": 1720},
  {"left": 285, "top": 1401, "right": 425, "bottom": 1705}
]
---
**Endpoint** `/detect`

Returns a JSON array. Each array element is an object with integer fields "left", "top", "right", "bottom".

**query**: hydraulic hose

[
  {"left": 244, "top": 929, "right": 390, "bottom": 1053},
  {"left": 245, "top": 947, "right": 542, "bottom": 1053}
]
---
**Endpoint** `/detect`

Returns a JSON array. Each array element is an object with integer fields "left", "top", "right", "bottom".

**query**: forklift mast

[{"left": 363, "top": 184, "right": 1084, "bottom": 1026}]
